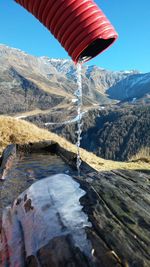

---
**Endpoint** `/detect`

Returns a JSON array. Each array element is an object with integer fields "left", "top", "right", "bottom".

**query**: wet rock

[
  {"left": 79, "top": 169, "right": 150, "bottom": 267},
  {"left": 17, "top": 141, "right": 58, "bottom": 154},
  {"left": 26, "top": 255, "right": 38, "bottom": 267},
  {"left": 24, "top": 194, "right": 27, "bottom": 202},
  {"left": 24, "top": 199, "right": 34, "bottom": 213},
  {"left": 37, "top": 235, "right": 90, "bottom": 267},
  {"left": 16, "top": 198, "right": 22, "bottom": 206},
  {"left": 0, "top": 144, "right": 16, "bottom": 180}
]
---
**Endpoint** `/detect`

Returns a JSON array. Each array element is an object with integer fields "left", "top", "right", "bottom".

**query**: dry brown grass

[
  {"left": 130, "top": 147, "right": 150, "bottom": 163},
  {"left": 29, "top": 78, "right": 72, "bottom": 98},
  {"left": 0, "top": 116, "right": 149, "bottom": 171}
]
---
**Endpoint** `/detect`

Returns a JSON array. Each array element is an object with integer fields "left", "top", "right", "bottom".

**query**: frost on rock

[{"left": 1, "top": 174, "right": 92, "bottom": 265}]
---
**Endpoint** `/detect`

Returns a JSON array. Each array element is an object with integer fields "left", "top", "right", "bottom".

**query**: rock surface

[
  {"left": 0, "top": 144, "right": 16, "bottom": 180},
  {"left": 78, "top": 169, "right": 150, "bottom": 267}
]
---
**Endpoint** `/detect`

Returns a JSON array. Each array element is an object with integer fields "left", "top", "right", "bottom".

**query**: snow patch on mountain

[{"left": 0, "top": 44, "right": 150, "bottom": 105}]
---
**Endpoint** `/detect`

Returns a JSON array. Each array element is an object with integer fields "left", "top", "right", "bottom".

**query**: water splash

[{"left": 74, "top": 63, "right": 82, "bottom": 176}]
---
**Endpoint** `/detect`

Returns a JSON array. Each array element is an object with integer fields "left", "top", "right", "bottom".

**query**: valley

[{"left": 0, "top": 44, "right": 149, "bottom": 162}]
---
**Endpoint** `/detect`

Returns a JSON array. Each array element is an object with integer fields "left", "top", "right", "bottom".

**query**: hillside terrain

[
  {"left": 0, "top": 116, "right": 149, "bottom": 171},
  {"left": 0, "top": 44, "right": 150, "bottom": 162},
  {"left": 1, "top": 44, "right": 150, "bottom": 117},
  {"left": 66, "top": 105, "right": 150, "bottom": 161},
  {"left": 26, "top": 104, "right": 150, "bottom": 161}
]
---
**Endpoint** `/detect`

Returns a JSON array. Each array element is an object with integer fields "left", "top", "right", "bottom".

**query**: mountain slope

[
  {"left": 39, "top": 105, "right": 149, "bottom": 162},
  {"left": 107, "top": 72, "right": 150, "bottom": 103},
  {"left": 0, "top": 116, "right": 149, "bottom": 171},
  {"left": 0, "top": 44, "right": 142, "bottom": 116},
  {"left": 1, "top": 44, "right": 150, "bottom": 113},
  {"left": 80, "top": 105, "right": 150, "bottom": 161}
]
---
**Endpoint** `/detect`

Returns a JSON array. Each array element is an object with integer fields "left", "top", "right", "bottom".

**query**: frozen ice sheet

[{"left": 2, "top": 174, "right": 92, "bottom": 264}]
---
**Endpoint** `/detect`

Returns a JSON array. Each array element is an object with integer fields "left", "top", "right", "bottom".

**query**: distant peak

[
  {"left": 40, "top": 56, "right": 70, "bottom": 63},
  {"left": 0, "top": 44, "right": 145, "bottom": 75},
  {"left": 121, "top": 70, "right": 141, "bottom": 74}
]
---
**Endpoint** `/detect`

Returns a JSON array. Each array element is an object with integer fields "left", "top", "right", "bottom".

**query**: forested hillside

[
  {"left": 39, "top": 105, "right": 150, "bottom": 161},
  {"left": 82, "top": 105, "right": 150, "bottom": 161}
]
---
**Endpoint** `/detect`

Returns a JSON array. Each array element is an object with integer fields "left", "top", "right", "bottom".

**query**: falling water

[
  {"left": 42, "top": 62, "right": 83, "bottom": 177},
  {"left": 74, "top": 63, "right": 82, "bottom": 176}
]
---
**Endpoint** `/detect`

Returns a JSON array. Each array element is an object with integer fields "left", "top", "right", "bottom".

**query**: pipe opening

[{"left": 78, "top": 38, "right": 115, "bottom": 63}]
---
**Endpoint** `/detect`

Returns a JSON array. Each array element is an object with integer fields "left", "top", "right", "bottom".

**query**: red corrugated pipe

[{"left": 15, "top": 0, "right": 118, "bottom": 63}]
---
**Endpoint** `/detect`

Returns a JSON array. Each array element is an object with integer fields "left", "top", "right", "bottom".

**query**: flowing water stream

[
  {"left": 74, "top": 63, "right": 83, "bottom": 177},
  {"left": 44, "top": 63, "right": 83, "bottom": 177},
  {"left": 21, "top": 62, "right": 84, "bottom": 176}
]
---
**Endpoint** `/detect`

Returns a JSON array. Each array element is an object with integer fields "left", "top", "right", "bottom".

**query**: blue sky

[{"left": 0, "top": 0, "right": 150, "bottom": 72}]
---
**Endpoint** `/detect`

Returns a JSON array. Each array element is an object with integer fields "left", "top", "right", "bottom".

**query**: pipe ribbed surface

[{"left": 15, "top": 0, "right": 118, "bottom": 63}]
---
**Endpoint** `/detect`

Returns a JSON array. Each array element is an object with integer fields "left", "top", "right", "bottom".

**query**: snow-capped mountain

[
  {"left": 0, "top": 44, "right": 149, "bottom": 115},
  {"left": 107, "top": 72, "right": 150, "bottom": 102}
]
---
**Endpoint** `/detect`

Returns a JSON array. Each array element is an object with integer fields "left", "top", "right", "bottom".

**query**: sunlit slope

[{"left": 0, "top": 116, "right": 149, "bottom": 171}]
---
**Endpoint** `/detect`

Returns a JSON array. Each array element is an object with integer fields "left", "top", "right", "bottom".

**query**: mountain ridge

[
  {"left": 0, "top": 44, "right": 149, "bottom": 162},
  {"left": 1, "top": 43, "right": 149, "bottom": 117}
]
